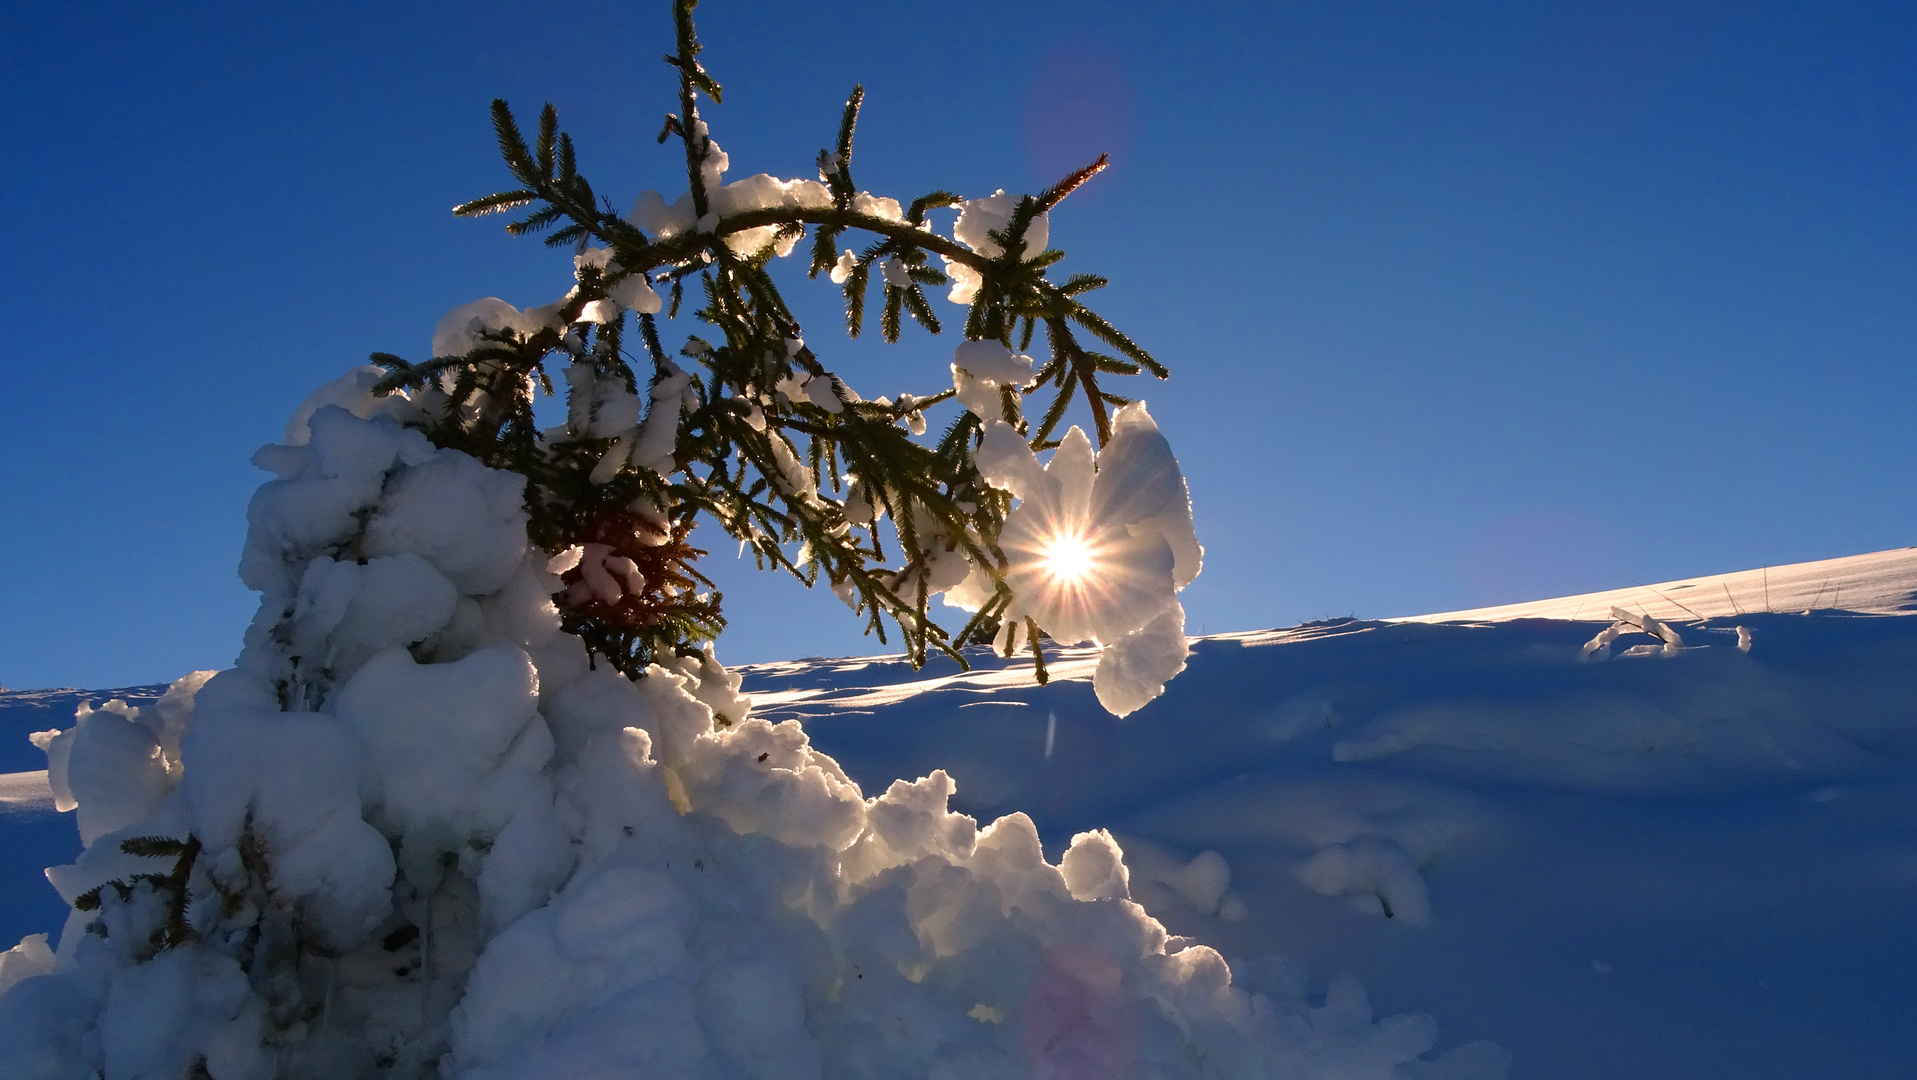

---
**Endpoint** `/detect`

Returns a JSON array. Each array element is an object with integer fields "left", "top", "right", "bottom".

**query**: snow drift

[{"left": 11, "top": 547, "right": 1917, "bottom": 1077}]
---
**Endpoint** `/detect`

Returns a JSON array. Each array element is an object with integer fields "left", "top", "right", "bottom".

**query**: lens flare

[{"left": 1039, "top": 530, "right": 1096, "bottom": 585}]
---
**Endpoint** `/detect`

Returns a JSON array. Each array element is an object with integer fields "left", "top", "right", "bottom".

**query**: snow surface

[
  {"left": 1393, "top": 546, "right": 1917, "bottom": 623},
  {"left": 5, "top": 549, "right": 1916, "bottom": 1077}
]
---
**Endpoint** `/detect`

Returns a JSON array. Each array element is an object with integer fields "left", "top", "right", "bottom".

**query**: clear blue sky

[{"left": 3, "top": 0, "right": 1913, "bottom": 689}]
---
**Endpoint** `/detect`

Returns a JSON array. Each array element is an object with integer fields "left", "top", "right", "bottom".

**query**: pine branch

[
  {"left": 1060, "top": 272, "right": 1107, "bottom": 296},
  {"left": 535, "top": 103, "right": 558, "bottom": 180},
  {"left": 452, "top": 190, "right": 539, "bottom": 217},
  {"left": 907, "top": 190, "right": 962, "bottom": 225},
  {"left": 1065, "top": 301, "right": 1167, "bottom": 378},
  {"left": 843, "top": 260, "right": 870, "bottom": 337},
  {"left": 1037, "top": 153, "right": 1110, "bottom": 212},
  {"left": 901, "top": 284, "right": 941, "bottom": 335},
  {"left": 491, "top": 99, "right": 538, "bottom": 184},
  {"left": 671, "top": 0, "right": 714, "bottom": 216},
  {"left": 1031, "top": 369, "right": 1077, "bottom": 444},
  {"left": 808, "top": 225, "right": 843, "bottom": 279},
  {"left": 418, "top": 1, "right": 1176, "bottom": 684},
  {"left": 120, "top": 836, "right": 188, "bottom": 859},
  {"left": 836, "top": 85, "right": 863, "bottom": 166},
  {"left": 880, "top": 286, "right": 903, "bottom": 342}
]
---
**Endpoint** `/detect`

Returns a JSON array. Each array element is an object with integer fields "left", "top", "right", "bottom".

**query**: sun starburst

[{"left": 1038, "top": 529, "right": 1097, "bottom": 585}]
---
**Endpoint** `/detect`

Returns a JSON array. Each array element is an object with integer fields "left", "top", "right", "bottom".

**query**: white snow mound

[{"left": 0, "top": 399, "right": 1501, "bottom": 1080}]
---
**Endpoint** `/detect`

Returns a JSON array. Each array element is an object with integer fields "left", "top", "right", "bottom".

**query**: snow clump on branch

[
  {"left": 940, "top": 191, "right": 1049, "bottom": 304},
  {"left": 949, "top": 402, "right": 1204, "bottom": 716}
]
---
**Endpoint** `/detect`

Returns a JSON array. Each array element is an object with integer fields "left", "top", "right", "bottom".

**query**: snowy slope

[
  {"left": 1393, "top": 545, "right": 1917, "bottom": 623},
  {"left": 742, "top": 554, "right": 1917, "bottom": 1079},
  {"left": 5, "top": 549, "right": 1917, "bottom": 1078}
]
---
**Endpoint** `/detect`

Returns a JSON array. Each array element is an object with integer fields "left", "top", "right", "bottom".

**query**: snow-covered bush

[{"left": 0, "top": 4, "right": 1506, "bottom": 1077}]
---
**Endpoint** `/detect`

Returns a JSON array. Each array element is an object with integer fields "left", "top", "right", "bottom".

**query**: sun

[{"left": 1038, "top": 529, "right": 1097, "bottom": 585}]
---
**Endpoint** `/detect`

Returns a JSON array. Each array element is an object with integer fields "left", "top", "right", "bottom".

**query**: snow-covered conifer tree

[{"left": 0, "top": 4, "right": 1506, "bottom": 1078}]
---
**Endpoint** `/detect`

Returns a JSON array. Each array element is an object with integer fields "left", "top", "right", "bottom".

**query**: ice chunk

[
  {"left": 950, "top": 407, "right": 1199, "bottom": 715},
  {"left": 27, "top": 728, "right": 75, "bottom": 813},
  {"left": 562, "top": 543, "right": 644, "bottom": 608},
  {"left": 239, "top": 409, "right": 428, "bottom": 594},
  {"left": 996, "top": 456, "right": 1176, "bottom": 646},
  {"left": 765, "top": 433, "right": 814, "bottom": 499},
  {"left": 710, "top": 173, "right": 793, "bottom": 256},
  {"left": 803, "top": 374, "right": 846, "bottom": 413},
  {"left": 1584, "top": 607, "right": 1685, "bottom": 662},
  {"left": 572, "top": 367, "right": 641, "bottom": 438},
  {"left": 842, "top": 477, "right": 878, "bottom": 526}
]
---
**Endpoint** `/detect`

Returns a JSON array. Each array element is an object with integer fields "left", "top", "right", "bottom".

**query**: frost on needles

[{"left": 0, "top": 3, "right": 1505, "bottom": 1078}]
